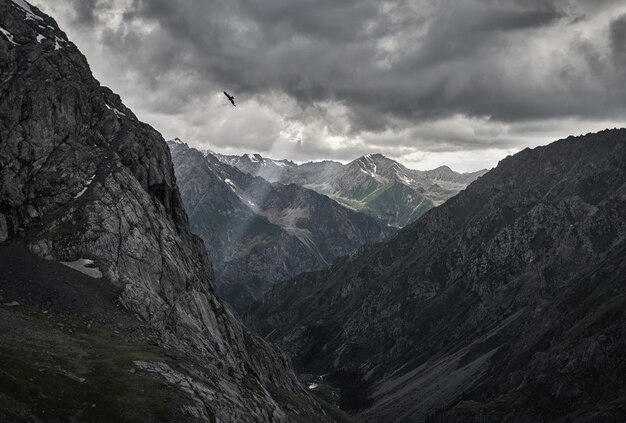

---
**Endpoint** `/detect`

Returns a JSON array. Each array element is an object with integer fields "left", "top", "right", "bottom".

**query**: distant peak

[
  {"left": 357, "top": 153, "right": 388, "bottom": 164},
  {"left": 362, "top": 153, "right": 385, "bottom": 159},
  {"left": 167, "top": 138, "right": 186, "bottom": 148},
  {"left": 243, "top": 153, "right": 261, "bottom": 163}
]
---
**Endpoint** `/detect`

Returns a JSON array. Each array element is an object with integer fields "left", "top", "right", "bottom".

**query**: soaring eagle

[{"left": 223, "top": 91, "right": 236, "bottom": 107}]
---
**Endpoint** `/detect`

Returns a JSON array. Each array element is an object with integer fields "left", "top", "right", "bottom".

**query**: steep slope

[
  {"left": 169, "top": 141, "right": 394, "bottom": 311},
  {"left": 0, "top": 1, "right": 342, "bottom": 421},
  {"left": 220, "top": 153, "right": 487, "bottom": 227},
  {"left": 250, "top": 130, "right": 626, "bottom": 422}
]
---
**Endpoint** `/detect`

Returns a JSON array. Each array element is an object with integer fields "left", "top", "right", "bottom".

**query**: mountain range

[
  {"left": 250, "top": 129, "right": 626, "bottom": 422},
  {"left": 169, "top": 139, "right": 394, "bottom": 311},
  {"left": 216, "top": 152, "right": 487, "bottom": 227},
  {"left": 2, "top": 1, "right": 625, "bottom": 422}
]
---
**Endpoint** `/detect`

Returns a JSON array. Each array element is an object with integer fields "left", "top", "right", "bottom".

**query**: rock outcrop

[
  {"left": 251, "top": 130, "right": 626, "bottom": 422},
  {"left": 0, "top": 1, "right": 338, "bottom": 420}
]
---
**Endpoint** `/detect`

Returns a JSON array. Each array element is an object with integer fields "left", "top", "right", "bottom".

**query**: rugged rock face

[
  {"left": 250, "top": 130, "right": 626, "bottom": 422},
  {"left": 218, "top": 152, "right": 487, "bottom": 227},
  {"left": 0, "top": 1, "right": 339, "bottom": 420},
  {"left": 169, "top": 140, "right": 394, "bottom": 311}
]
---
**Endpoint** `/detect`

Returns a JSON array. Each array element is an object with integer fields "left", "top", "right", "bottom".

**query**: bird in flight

[{"left": 223, "top": 91, "right": 236, "bottom": 107}]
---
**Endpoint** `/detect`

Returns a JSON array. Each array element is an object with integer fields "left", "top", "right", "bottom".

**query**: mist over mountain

[
  {"left": 250, "top": 129, "right": 626, "bottom": 422},
  {"left": 217, "top": 152, "right": 487, "bottom": 227}
]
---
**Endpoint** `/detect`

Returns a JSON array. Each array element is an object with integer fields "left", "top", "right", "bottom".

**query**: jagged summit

[
  {"left": 167, "top": 137, "right": 185, "bottom": 145},
  {"left": 355, "top": 153, "right": 389, "bottom": 162}
]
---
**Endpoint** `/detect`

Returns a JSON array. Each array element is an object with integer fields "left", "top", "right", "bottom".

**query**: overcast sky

[{"left": 33, "top": 0, "right": 626, "bottom": 171}]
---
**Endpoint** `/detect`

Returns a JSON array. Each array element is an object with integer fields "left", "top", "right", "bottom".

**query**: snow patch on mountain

[
  {"left": 60, "top": 258, "right": 103, "bottom": 279},
  {"left": 222, "top": 178, "right": 259, "bottom": 210},
  {"left": 105, "top": 103, "right": 126, "bottom": 118},
  {"left": 363, "top": 154, "right": 377, "bottom": 174},
  {"left": 74, "top": 174, "right": 96, "bottom": 199},
  {"left": 0, "top": 27, "right": 18, "bottom": 45},
  {"left": 11, "top": 0, "right": 43, "bottom": 21},
  {"left": 358, "top": 161, "right": 377, "bottom": 179}
]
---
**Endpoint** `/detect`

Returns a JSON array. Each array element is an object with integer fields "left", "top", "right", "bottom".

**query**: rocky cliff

[
  {"left": 250, "top": 130, "right": 626, "bottom": 422},
  {"left": 0, "top": 1, "right": 342, "bottom": 420},
  {"left": 169, "top": 141, "right": 394, "bottom": 311}
]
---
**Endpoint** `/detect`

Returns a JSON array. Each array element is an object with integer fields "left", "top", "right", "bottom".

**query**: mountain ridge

[
  {"left": 250, "top": 129, "right": 626, "bottom": 422},
  {"left": 215, "top": 151, "right": 487, "bottom": 227}
]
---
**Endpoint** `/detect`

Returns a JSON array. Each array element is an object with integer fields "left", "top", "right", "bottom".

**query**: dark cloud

[
  {"left": 94, "top": 0, "right": 625, "bottom": 123},
  {"left": 31, "top": 0, "right": 626, "bottom": 170},
  {"left": 68, "top": 0, "right": 101, "bottom": 26},
  {"left": 610, "top": 14, "right": 626, "bottom": 68}
]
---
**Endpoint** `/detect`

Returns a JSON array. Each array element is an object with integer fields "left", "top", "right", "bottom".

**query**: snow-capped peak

[
  {"left": 354, "top": 153, "right": 388, "bottom": 178},
  {"left": 356, "top": 153, "right": 388, "bottom": 166}
]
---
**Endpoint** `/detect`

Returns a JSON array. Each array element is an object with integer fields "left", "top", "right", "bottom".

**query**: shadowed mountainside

[{"left": 250, "top": 129, "right": 626, "bottom": 422}]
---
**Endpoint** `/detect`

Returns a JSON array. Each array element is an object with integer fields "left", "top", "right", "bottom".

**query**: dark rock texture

[
  {"left": 0, "top": 1, "right": 340, "bottom": 420},
  {"left": 169, "top": 140, "right": 394, "bottom": 311},
  {"left": 219, "top": 152, "right": 487, "bottom": 227},
  {"left": 251, "top": 130, "right": 626, "bottom": 422}
]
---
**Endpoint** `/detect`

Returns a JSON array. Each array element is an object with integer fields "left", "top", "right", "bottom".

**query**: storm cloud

[{"left": 33, "top": 0, "right": 626, "bottom": 170}]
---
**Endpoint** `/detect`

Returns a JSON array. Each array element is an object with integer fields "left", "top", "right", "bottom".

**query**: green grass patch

[{"left": 0, "top": 308, "right": 177, "bottom": 422}]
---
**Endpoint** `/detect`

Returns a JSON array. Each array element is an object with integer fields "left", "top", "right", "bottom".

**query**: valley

[
  {"left": 1, "top": 0, "right": 625, "bottom": 422},
  {"left": 169, "top": 140, "right": 394, "bottom": 310}
]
